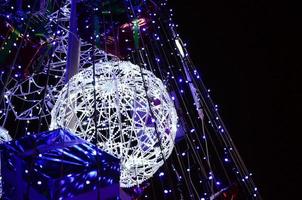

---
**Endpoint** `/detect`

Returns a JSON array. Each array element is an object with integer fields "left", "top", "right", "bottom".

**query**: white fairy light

[{"left": 50, "top": 61, "right": 178, "bottom": 188}]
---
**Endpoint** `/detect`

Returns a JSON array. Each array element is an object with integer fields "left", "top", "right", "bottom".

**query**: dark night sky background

[{"left": 170, "top": 0, "right": 301, "bottom": 199}]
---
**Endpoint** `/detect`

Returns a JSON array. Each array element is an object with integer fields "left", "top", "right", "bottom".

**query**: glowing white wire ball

[
  {"left": 0, "top": 127, "right": 12, "bottom": 198},
  {"left": 50, "top": 61, "right": 178, "bottom": 187},
  {"left": 0, "top": 127, "right": 11, "bottom": 144}
]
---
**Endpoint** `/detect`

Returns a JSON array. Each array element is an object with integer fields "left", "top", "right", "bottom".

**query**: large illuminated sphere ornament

[{"left": 50, "top": 61, "right": 178, "bottom": 187}]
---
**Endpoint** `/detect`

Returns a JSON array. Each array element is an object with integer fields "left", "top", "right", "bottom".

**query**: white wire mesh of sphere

[
  {"left": 0, "top": 127, "right": 11, "bottom": 144},
  {"left": 50, "top": 60, "right": 178, "bottom": 187},
  {"left": 0, "top": 127, "right": 12, "bottom": 198}
]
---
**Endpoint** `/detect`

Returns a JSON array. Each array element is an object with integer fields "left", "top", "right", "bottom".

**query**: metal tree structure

[
  {"left": 0, "top": 0, "right": 262, "bottom": 199},
  {"left": 0, "top": 1, "right": 115, "bottom": 123}
]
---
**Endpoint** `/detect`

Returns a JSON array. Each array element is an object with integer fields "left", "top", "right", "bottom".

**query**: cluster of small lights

[
  {"left": 125, "top": 1, "right": 261, "bottom": 198},
  {"left": 1, "top": 1, "right": 116, "bottom": 123}
]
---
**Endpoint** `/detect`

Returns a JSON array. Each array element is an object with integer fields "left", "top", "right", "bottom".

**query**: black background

[{"left": 170, "top": 0, "right": 301, "bottom": 199}]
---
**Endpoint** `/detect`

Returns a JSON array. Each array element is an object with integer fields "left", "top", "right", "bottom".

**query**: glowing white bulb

[{"left": 175, "top": 38, "right": 185, "bottom": 58}]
